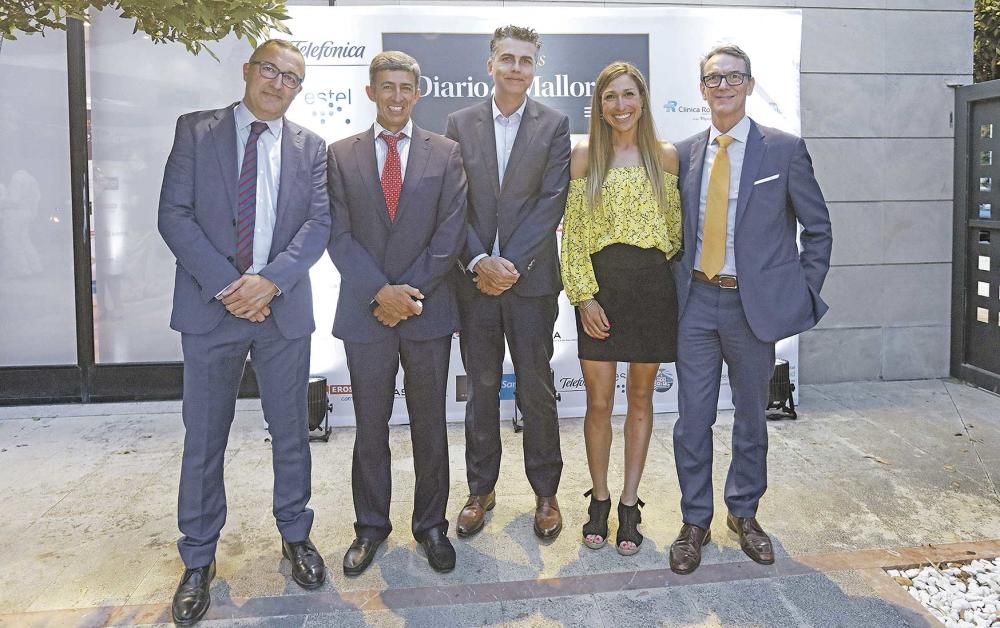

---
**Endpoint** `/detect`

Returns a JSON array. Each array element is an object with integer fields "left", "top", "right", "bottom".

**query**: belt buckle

[{"left": 717, "top": 275, "right": 738, "bottom": 289}]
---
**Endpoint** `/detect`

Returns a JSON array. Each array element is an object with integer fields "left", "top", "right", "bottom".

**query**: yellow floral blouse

[{"left": 560, "top": 166, "right": 681, "bottom": 304}]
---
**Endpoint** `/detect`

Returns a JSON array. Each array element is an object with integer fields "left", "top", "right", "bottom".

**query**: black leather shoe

[
  {"left": 727, "top": 513, "right": 775, "bottom": 565},
  {"left": 669, "top": 524, "right": 711, "bottom": 575},
  {"left": 343, "top": 537, "right": 383, "bottom": 576},
  {"left": 420, "top": 527, "right": 456, "bottom": 573},
  {"left": 281, "top": 537, "right": 326, "bottom": 589},
  {"left": 171, "top": 560, "right": 215, "bottom": 626}
]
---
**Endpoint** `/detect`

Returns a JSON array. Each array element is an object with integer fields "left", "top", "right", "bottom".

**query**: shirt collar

[
  {"left": 709, "top": 115, "right": 750, "bottom": 145},
  {"left": 235, "top": 101, "right": 282, "bottom": 137},
  {"left": 374, "top": 118, "right": 412, "bottom": 140},
  {"left": 492, "top": 96, "right": 527, "bottom": 123}
]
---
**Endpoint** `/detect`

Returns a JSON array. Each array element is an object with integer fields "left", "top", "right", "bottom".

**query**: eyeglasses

[
  {"left": 701, "top": 71, "right": 751, "bottom": 88},
  {"left": 250, "top": 61, "right": 303, "bottom": 89}
]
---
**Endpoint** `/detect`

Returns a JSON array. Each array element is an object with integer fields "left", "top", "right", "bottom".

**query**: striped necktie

[{"left": 236, "top": 121, "right": 268, "bottom": 273}]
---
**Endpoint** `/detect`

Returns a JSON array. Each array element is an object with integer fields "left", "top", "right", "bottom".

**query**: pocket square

[{"left": 754, "top": 174, "right": 780, "bottom": 186}]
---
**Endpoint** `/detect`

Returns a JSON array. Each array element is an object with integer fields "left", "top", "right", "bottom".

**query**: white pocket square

[{"left": 754, "top": 174, "right": 780, "bottom": 186}]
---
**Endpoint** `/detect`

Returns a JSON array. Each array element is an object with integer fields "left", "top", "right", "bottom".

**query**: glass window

[
  {"left": 0, "top": 31, "right": 77, "bottom": 366},
  {"left": 88, "top": 9, "right": 247, "bottom": 362}
]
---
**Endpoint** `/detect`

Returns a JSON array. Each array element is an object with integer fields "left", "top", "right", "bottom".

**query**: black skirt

[{"left": 575, "top": 243, "right": 678, "bottom": 363}]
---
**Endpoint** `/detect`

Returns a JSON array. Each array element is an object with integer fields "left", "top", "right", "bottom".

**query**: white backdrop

[{"left": 284, "top": 6, "right": 804, "bottom": 425}]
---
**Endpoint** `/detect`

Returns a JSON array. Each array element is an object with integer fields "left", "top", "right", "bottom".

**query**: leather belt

[{"left": 692, "top": 270, "right": 738, "bottom": 289}]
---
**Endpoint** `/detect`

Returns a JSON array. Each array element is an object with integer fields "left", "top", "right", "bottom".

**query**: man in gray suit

[
  {"left": 669, "top": 44, "right": 832, "bottom": 575},
  {"left": 158, "top": 39, "right": 330, "bottom": 625},
  {"left": 327, "top": 51, "right": 467, "bottom": 576},
  {"left": 446, "top": 26, "right": 571, "bottom": 540}
]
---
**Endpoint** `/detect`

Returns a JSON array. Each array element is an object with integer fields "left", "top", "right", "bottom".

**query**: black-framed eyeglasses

[
  {"left": 250, "top": 61, "right": 303, "bottom": 89},
  {"left": 701, "top": 71, "right": 751, "bottom": 88}
]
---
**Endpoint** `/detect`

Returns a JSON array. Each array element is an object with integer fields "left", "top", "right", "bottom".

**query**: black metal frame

[{"left": 951, "top": 81, "right": 1000, "bottom": 394}]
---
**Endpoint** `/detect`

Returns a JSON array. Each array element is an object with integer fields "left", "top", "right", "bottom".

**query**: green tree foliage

[
  {"left": 0, "top": 1, "right": 290, "bottom": 59},
  {"left": 976, "top": 0, "right": 1000, "bottom": 82}
]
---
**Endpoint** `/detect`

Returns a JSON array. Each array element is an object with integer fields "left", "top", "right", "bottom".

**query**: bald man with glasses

[{"left": 159, "top": 39, "right": 330, "bottom": 625}]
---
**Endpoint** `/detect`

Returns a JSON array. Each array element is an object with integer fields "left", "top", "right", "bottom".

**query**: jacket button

[
  {"left": 226, "top": 256, "right": 234, "bottom": 262},
  {"left": 232, "top": 219, "right": 237, "bottom": 226}
]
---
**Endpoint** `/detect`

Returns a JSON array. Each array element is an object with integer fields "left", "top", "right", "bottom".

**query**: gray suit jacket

[
  {"left": 326, "top": 124, "right": 468, "bottom": 343},
  {"left": 158, "top": 104, "right": 332, "bottom": 339},
  {"left": 445, "top": 98, "right": 571, "bottom": 297},
  {"left": 675, "top": 119, "right": 833, "bottom": 343}
]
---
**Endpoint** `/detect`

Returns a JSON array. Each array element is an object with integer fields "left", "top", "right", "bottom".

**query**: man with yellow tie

[{"left": 669, "top": 44, "right": 832, "bottom": 575}]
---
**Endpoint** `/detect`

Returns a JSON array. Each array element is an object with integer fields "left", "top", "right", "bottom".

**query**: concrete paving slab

[{"left": 0, "top": 379, "right": 998, "bottom": 627}]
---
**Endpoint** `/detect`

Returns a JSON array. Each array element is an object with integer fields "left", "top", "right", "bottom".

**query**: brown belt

[{"left": 692, "top": 270, "right": 738, "bottom": 289}]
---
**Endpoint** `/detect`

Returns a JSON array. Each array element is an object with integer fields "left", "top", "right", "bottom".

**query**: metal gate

[{"left": 953, "top": 82, "right": 1000, "bottom": 393}]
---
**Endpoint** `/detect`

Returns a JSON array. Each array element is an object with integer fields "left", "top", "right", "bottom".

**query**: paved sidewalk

[{"left": 0, "top": 379, "right": 997, "bottom": 627}]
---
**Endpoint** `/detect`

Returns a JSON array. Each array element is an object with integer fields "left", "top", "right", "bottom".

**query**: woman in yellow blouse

[{"left": 561, "top": 62, "right": 681, "bottom": 555}]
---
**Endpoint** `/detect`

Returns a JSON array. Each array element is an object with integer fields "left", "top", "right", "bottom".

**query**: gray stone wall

[{"left": 292, "top": 0, "right": 973, "bottom": 383}]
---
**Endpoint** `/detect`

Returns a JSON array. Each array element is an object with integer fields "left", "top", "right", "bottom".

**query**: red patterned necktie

[
  {"left": 236, "top": 121, "right": 268, "bottom": 273},
  {"left": 380, "top": 131, "right": 403, "bottom": 221}
]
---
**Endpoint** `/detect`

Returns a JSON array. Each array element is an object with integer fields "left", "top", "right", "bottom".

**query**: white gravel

[{"left": 887, "top": 558, "right": 1000, "bottom": 627}]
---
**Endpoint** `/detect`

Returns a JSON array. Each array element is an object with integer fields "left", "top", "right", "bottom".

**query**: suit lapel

[
  {"left": 735, "top": 119, "right": 766, "bottom": 230},
  {"left": 476, "top": 100, "right": 501, "bottom": 200},
  {"left": 210, "top": 105, "right": 239, "bottom": 219},
  {"left": 394, "top": 125, "right": 431, "bottom": 224},
  {"left": 268, "top": 119, "right": 305, "bottom": 260},
  {"left": 354, "top": 126, "right": 392, "bottom": 229},
  {"left": 500, "top": 98, "right": 538, "bottom": 199},
  {"left": 684, "top": 130, "right": 710, "bottom": 260}
]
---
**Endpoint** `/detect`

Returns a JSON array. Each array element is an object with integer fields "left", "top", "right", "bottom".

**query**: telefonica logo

[{"left": 293, "top": 40, "right": 366, "bottom": 61}]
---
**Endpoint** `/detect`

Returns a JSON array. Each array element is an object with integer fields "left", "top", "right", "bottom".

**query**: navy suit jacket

[
  {"left": 445, "top": 98, "right": 571, "bottom": 297},
  {"left": 674, "top": 119, "right": 833, "bottom": 343},
  {"left": 327, "top": 124, "right": 468, "bottom": 343},
  {"left": 158, "top": 104, "right": 331, "bottom": 339}
]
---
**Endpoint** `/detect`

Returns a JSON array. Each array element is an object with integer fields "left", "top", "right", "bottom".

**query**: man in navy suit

[
  {"left": 158, "top": 39, "right": 330, "bottom": 624},
  {"left": 445, "top": 26, "right": 571, "bottom": 540},
  {"left": 670, "top": 44, "right": 832, "bottom": 575},
  {"left": 327, "top": 51, "right": 468, "bottom": 576}
]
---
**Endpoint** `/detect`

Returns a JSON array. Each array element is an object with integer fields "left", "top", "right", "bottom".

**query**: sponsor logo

[
  {"left": 558, "top": 376, "right": 586, "bottom": 392},
  {"left": 382, "top": 33, "right": 648, "bottom": 134},
  {"left": 663, "top": 100, "right": 710, "bottom": 114},
  {"left": 293, "top": 40, "right": 366, "bottom": 62},
  {"left": 499, "top": 373, "right": 516, "bottom": 400},
  {"left": 553, "top": 331, "right": 576, "bottom": 342},
  {"left": 653, "top": 368, "right": 674, "bottom": 393},
  {"left": 455, "top": 373, "right": 516, "bottom": 401},
  {"left": 328, "top": 384, "right": 352, "bottom": 394}
]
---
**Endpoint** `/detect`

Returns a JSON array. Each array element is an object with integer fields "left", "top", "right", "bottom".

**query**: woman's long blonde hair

[{"left": 585, "top": 62, "right": 668, "bottom": 214}]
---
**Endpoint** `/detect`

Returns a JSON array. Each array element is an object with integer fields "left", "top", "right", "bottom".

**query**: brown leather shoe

[
  {"left": 533, "top": 495, "right": 562, "bottom": 539},
  {"left": 455, "top": 491, "right": 496, "bottom": 537},
  {"left": 727, "top": 513, "right": 774, "bottom": 565},
  {"left": 669, "top": 524, "right": 712, "bottom": 575}
]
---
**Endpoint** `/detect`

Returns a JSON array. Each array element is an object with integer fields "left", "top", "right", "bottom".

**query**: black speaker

[
  {"left": 307, "top": 376, "right": 333, "bottom": 441},
  {"left": 766, "top": 359, "right": 796, "bottom": 420}
]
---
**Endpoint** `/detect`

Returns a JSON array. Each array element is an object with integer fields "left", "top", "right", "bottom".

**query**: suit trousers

[
  {"left": 344, "top": 334, "right": 451, "bottom": 542},
  {"left": 459, "top": 290, "right": 562, "bottom": 497},
  {"left": 674, "top": 281, "right": 775, "bottom": 529},
  {"left": 177, "top": 315, "right": 313, "bottom": 569}
]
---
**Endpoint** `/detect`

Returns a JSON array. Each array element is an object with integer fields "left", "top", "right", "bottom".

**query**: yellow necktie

[{"left": 701, "top": 134, "right": 734, "bottom": 279}]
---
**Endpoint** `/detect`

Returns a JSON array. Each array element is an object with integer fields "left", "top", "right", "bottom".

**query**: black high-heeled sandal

[
  {"left": 616, "top": 497, "right": 645, "bottom": 556},
  {"left": 582, "top": 489, "right": 612, "bottom": 549}
]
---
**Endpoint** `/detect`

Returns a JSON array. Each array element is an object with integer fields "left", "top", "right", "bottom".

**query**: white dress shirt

[
  {"left": 374, "top": 118, "right": 413, "bottom": 183},
  {"left": 216, "top": 102, "right": 284, "bottom": 300},
  {"left": 694, "top": 115, "right": 750, "bottom": 277},
  {"left": 234, "top": 101, "right": 282, "bottom": 275},
  {"left": 467, "top": 96, "right": 527, "bottom": 272}
]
